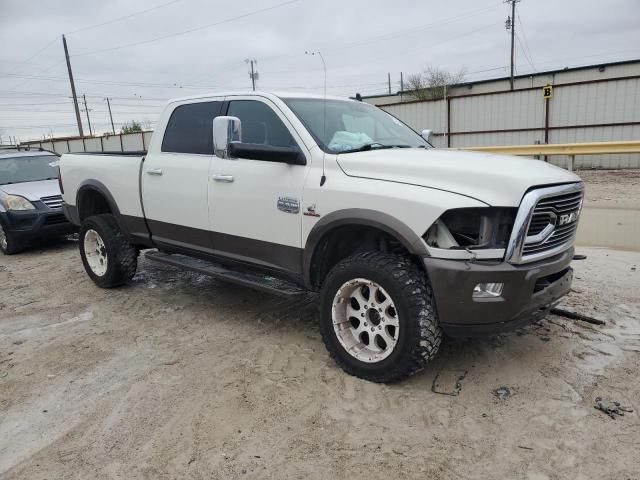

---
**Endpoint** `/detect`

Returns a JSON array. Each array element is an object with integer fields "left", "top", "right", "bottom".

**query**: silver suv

[{"left": 0, "top": 148, "right": 76, "bottom": 254}]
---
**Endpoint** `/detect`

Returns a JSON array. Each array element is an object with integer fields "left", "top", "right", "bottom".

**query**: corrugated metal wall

[{"left": 381, "top": 75, "right": 640, "bottom": 168}]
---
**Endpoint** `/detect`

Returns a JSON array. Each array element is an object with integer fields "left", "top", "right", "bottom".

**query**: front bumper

[
  {"left": 424, "top": 248, "right": 574, "bottom": 337},
  {"left": 0, "top": 207, "right": 76, "bottom": 240}
]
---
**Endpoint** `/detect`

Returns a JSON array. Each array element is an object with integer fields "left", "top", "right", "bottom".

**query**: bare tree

[{"left": 405, "top": 66, "right": 466, "bottom": 101}]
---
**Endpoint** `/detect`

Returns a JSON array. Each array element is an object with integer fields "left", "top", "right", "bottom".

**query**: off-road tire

[
  {"left": 79, "top": 214, "right": 137, "bottom": 288},
  {"left": 319, "top": 251, "right": 442, "bottom": 383},
  {"left": 0, "top": 220, "right": 21, "bottom": 255}
]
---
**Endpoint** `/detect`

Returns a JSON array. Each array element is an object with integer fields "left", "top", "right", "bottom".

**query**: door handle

[
  {"left": 146, "top": 168, "right": 163, "bottom": 176},
  {"left": 212, "top": 174, "right": 234, "bottom": 183}
]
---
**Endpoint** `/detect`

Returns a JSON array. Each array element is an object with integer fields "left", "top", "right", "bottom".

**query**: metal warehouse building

[{"left": 362, "top": 60, "right": 640, "bottom": 169}]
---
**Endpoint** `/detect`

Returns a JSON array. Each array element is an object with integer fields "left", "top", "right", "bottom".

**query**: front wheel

[
  {"left": 319, "top": 251, "right": 442, "bottom": 383},
  {"left": 0, "top": 220, "right": 21, "bottom": 255},
  {"left": 79, "top": 214, "right": 138, "bottom": 288}
]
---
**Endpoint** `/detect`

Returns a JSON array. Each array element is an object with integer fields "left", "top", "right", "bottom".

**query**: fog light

[{"left": 473, "top": 282, "right": 504, "bottom": 299}]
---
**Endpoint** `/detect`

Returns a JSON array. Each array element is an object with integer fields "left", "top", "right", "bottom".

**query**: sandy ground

[{"left": 1, "top": 240, "right": 639, "bottom": 480}]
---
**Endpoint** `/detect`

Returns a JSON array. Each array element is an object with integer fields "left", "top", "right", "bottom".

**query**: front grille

[
  {"left": 522, "top": 190, "right": 583, "bottom": 257},
  {"left": 40, "top": 194, "right": 63, "bottom": 209},
  {"left": 44, "top": 213, "right": 68, "bottom": 225}
]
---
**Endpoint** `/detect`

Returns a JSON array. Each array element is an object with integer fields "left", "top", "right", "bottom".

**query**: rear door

[{"left": 142, "top": 100, "right": 223, "bottom": 251}]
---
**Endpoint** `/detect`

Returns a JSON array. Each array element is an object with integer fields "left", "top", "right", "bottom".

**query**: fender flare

[
  {"left": 76, "top": 179, "right": 128, "bottom": 235},
  {"left": 302, "top": 208, "right": 429, "bottom": 288}
]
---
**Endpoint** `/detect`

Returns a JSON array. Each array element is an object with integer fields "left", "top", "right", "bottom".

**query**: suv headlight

[
  {"left": 5, "top": 195, "right": 36, "bottom": 211},
  {"left": 424, "top": 207, "right": 517, "bottom": 250}
]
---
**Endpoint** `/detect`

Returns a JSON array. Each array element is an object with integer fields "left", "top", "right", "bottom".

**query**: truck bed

[{"left": 60, "top": 152, "right": 146, "bottom": 220}]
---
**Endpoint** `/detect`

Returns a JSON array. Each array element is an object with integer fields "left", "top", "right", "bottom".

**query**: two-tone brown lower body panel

[{"left": 424, "top": 248, "right": 574, "bottom": 337}]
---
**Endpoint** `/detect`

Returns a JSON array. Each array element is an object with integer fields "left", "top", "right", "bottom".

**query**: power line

[
  {"left": 2, "top": 49, "right": 65, "bottom": 93},
  {"left": 516, "top": 33, "right": 535, "bottom": 72},
  {"left": 72, "top": 0, "right": 306, "bottom": 57},
  {"left": 0, "top": 101, "right": 73, "bottom": 106},
  {"left": 65, "top": 0, "right": 183, "bottom": 35},
  {"left": 186, "top": 2, "right": 503, "bottom": 84},
  {"left": 0, "top": 108, "right": 161, "bottom": 114},
  {"left": 0, "top": 72, "right": 231, "bottom": 90},
  {"left": 1, "top": 48, "right": 637, "bottom": 107},
  {"left": 516, "top": 14, "right": 536, "bottom": 70},
  {"left": 354, "top": 22, "right": 502, "bottom": 66},
  {"left": 1, "top": 120, "right": 158, "bottom": 130},
  {"left": 324, "top": 2, "right": 503, "bottom": 53},
  {"left": 0, "top": 90, "right": 172, "bottom": 101},
  {"left": 3, "top": 37, "right": 59, "bottom": 70},
  {"left": 0, "top": 71, "right": 391, "bottom": 92},
  {"left": 245, "top": 20, "right": 501, "bottom": 82}
]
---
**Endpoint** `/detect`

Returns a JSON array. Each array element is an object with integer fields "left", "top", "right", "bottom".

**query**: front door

[
  {"left": 208, "top": 97, "right": 310, "bottom": 276},
  {"left": 142, "top": 100, "right": 223, "bottom": 251}
]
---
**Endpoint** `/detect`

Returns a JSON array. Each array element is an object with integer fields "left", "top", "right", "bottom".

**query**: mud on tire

[
  {"left": 319, "top": 251, "right": 442, "bottom": 383},
  {"left": 79, "top": 214, "right": 138, "bottom": 288}
]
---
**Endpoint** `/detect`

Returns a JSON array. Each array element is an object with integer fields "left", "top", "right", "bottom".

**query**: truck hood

[
  {"left": 336, "top": 148, "right": 581, "bottom": 206},
  {"left": 0, "top": 179, "right": 60, "bottom": 202}
]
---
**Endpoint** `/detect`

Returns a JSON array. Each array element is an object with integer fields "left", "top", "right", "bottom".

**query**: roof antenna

[{"left": 306, "top": 50, "right": 327, "bottom": 186}]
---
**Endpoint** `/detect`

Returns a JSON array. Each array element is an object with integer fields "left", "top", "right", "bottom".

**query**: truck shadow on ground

[{"left": 130, "top": 255, "right": 554, "bottom": 387}]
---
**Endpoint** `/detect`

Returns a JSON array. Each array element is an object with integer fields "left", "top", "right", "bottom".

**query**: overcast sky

[{"left": 1, "top": 0, "right": 639, "bottom": 141}]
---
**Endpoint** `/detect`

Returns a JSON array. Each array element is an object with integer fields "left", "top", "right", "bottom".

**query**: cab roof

[{"left": 167, "top": 91, "right": 355, "bottom": 104}]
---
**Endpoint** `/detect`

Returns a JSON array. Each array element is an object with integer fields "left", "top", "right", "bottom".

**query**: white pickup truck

[{"left": 60, "top": 91, "right": 583, "bottom": 382}]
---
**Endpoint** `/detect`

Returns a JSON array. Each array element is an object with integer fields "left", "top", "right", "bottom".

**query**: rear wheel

[
  {"left": 0, "top": 221, "right": 21, "bottom": 255},
  {"left": 319, "top": 251, "right": 442, "bottom": 383},
  {"left": 79, "top": 214, "right": 137, "bottom": 288}
]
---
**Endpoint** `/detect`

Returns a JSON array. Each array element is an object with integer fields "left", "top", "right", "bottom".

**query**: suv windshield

[
  {"left": 283, "top": 98, "right": 431, "bottom": 154},
  {"left": 0, "top": 155, "right": 59, "bottom": 185}
]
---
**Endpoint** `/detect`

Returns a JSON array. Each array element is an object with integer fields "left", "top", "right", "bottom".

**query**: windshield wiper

[{"left": 339, "top": 143, "right": 412, "bottom": 154}]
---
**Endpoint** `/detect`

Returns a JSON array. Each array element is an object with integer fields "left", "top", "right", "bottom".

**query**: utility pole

[
  {"left": 505, "top": 0, "right": 520, "bottom": 90},
  {"left": 245, "top": 59, "right": 258, "bottom": 91},
  {"left": 400, "top": 72, "right": 404, "bottom": 102},
  {"left": 388, "top": 73, "right": 391, "bottom": 94},
  {"left": 105, "top": 97, "right": 116, "bottom": 134},
  {"left": 62, "top": 35, "right": 84, "bottom": 137},
  {"left": 82, "top": 94, "right": 93, "bottom": 137}
]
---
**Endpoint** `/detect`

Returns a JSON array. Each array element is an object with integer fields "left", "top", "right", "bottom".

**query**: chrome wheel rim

[
  {"left": 332, "top": 278, "right": 400, "bottom": 363},
  {"left": 0, "top": 223, "right": 7, "bottom": 251},
  {"left": 84, "top": 229, "right": 108, "bottom": 276}
]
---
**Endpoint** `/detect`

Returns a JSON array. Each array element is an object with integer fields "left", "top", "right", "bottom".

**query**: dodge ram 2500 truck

[{"left": 60, "top": 91, "right": 583, "bottom": 382}]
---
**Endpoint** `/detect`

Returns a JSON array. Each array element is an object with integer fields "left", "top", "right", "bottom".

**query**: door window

[
  {"left": 227, "top": 100, "right": 296, "bottom": 148},
  {"left": 161, "top": 101, "right": 223, "bottom": 154}
]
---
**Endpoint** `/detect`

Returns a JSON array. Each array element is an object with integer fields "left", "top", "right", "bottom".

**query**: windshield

[
  {"left": 0, "top": 155, "right": 59, "bottom": 185},
  {"left": 283, "top": 98, "right": 431, "bottom": 154}
]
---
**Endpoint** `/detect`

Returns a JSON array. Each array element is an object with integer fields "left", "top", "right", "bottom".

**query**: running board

[{"left": 144, "top": 251, "right": 307, "bottom": 298}]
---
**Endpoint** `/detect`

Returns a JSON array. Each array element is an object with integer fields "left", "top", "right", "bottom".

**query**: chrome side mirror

[
  {"left": 421, "top": 129, "right": 433, "bottom": 143},
  {"left": 213, "top": 116, "right": 241, "bottom": 159}
]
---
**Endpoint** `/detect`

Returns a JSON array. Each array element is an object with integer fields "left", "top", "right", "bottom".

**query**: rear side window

[
  {"left": 161, "top": 101, "right": 223, "bottom": 154},
  {"left": 227, "top": 100, "right": 296, "bottom": 148}
]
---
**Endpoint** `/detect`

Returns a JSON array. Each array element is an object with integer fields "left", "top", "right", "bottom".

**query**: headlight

[
  {"left": 5, "top": 195, "right": 36, "bottom": 211},
  {"left": 424, "top": 207, "right": 517, "bottom": 250}
]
